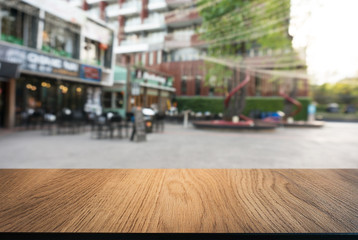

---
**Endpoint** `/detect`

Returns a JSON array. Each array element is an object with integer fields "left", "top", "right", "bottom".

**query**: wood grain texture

[{"left": 0, "top": 169, "right": 357, "bottom": 233}]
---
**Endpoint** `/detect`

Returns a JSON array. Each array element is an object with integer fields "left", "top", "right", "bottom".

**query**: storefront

[
  {"left": 131, "top": 86, "right": 173, "bottom": 112},
  {"left": 0, "top": 42, "right": 104, "bottom": 128},
  {"left": 15, "top": 74, "right": 97, "bottom": 115},
  {"left": 130, "top": 67, "right": 175, "bottom": 112},
  {"left": 102, "top": 66, "right": 127, "bottom": 117},
  {"left": 0, "top": 0, "right": 116, "bottom": 128},
  {"left": 102, "top": 66, "right": 175, "bottom": 117}
]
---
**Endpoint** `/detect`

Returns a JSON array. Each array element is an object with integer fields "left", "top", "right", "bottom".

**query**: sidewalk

[
  {"left": 0, "top": 128, "right": 15, "bottom": 137},
  {"left": 0, "top": 122, "right": 358, "bottom": 168}
]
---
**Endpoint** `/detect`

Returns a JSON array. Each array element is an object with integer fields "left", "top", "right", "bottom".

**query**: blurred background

[{"left": 0, "top": 0, "right": 357, "bottom": 168}]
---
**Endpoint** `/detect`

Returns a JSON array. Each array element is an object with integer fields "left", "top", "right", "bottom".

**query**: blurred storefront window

[
  {"left": 42, "top": 13, "right": 80, "bottom": 59},
  {"left": 0, "top": 2, "right": 38, "bottom": 48}
]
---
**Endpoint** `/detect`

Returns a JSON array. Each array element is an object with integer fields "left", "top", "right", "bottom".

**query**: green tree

[
  {"left": 312, "top": 78, "right": 358, "bottom": 105},
  {"left": 198, "top": 0, "right": 295, "bottom": 119}
]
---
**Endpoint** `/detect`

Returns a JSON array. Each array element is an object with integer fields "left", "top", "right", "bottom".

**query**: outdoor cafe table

[{"left": 0, "top": 169, "right": 357, "bottom": 239}]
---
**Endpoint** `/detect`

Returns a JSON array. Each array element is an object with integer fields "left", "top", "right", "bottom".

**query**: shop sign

[
  {"left": 79, "top": 65, "right": 102, "bottom": 82},
  {"left": 143, "top": 72, "right": 166, "bottom": 84},
  {"left": 0, "top": 44, "right": 79, "bottom": 78}
]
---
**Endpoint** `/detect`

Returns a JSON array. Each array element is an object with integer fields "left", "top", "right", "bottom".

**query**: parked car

[
  {"left": 344, "top": 104, "right": 356, "bottom": 114},
  {"left": 326, "top": 103, "right": 340, "bottom": 113}
]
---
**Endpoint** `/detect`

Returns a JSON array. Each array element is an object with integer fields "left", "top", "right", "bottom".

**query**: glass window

[
  {"left": 157, "top": 51, "right": 162, "bottom": 64},
  {"left": 255, "top": 76, "right": 261, "bottom": 96},
  {"left": 181, "top": 77, "right": 187, "bottom": 95},
  {"left": 83, "top": 38, "right": 100, "bottom": 65},
  {"left": 1, "top": 3, "right": 38, "bottom": 48},
  {"left": 102, "top": 91, "right": 112, "bottom": 108},
  {"left": 82, "top": 37, "right": 112, "bottom": 67},
  {"left": 42, "top": 13, "right": 80, "bottom": 59},
  {"left": 71, "top": 85, "right": 86, "bottom": 111},
  {"left": 1, "top": 8, "right": 23, "bottom": 45},
  {"left": 195, "top": 77, "right": 201, "bottom": 95},
  {"left": 149, "top": 52, "right": 153, "bottom": 65},
  {"left": 142, "top": 53, "right": 146, "bottom": 65},
  {"left": 163, "top": 51, "right": 169, "bottom": 62},
  {"left": 209, "top": 87, "right": 214, "bottom": 96},
  {"left": 114, "top": 92, "right": 124, "bottom": 108},
  {"left": 103, "top": 38, "right": 113, "bottom": 68}
]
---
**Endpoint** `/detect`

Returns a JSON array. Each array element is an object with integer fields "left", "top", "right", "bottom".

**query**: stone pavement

[{"left": 0, "top": 122, "right": 357, "bottom": 168}]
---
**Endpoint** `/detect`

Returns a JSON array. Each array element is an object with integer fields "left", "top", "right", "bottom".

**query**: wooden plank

[{"left": 0, "top": 169, "right": 357, "bottom": 233}]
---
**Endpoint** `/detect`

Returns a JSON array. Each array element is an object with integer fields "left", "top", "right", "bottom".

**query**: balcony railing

[
  {"left": 165, "top": 0, "right": 196, "bottom": 7},
  {"left": 190, "top": 33, "right": 205, "bottom": 47},
  {"left": 148, "top": 0, "right": 168, "bottom": 11},
  {"left": 121, "top": 35, "right": 165, "bottom": 46},
  {"left": 106, "top": 1, "right": 141, "bottom": 18},
  {"left": 164, "top": 33, "right": 204, "bottom": 49},
  {"left": 243, "top": 49, "right": 305, "bottom": 69},
  {"left": 87, "top": 7, "right": 100, "bottom": 19},
  {"left": 124, "top": 15, "right": 165, "bottom": 32},
  {"left": 68, "top": 0, "right": 82, "bottom": 8},
  {"left": 165, "top": 9, "right": 200, "bottom": 26},
  {"left": 164, "top": 35, "right": 191, "bottom": 49},
  {"left": 116, "top": 35, "right": 165, "bottom": 53}
]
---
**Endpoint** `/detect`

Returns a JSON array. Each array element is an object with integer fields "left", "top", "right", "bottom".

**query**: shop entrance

[
  {"left": 14, "top": 75, "right": 96, "bottom": 126},
  {"left": 0, "top": 81, "right": 6, "bottom": 127}
]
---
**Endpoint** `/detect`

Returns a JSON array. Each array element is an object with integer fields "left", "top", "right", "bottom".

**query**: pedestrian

[{"left": 130, "top": 107, "right": 137, "bottom": 141}]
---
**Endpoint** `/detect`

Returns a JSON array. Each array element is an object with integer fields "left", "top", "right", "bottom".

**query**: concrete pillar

[
  {"left": 82, "top": 0, "right": 89, "bottom": 10},
  {"left": 118, "top": 0, "right": 125, "bottom": 45},
  {"left": 141, "top": 0, "right": 148, "bottom": 23},
  {"left": 123, "top": 55, "right": 132, "bottom": 111},
  {"left": 118, "top": 16, "right": 125, "bottom": 44},
  {"left": 153, "top": 51, "right": 157, "bottom": 65},
  {"left": 36, "top": 9, "right": 45, "bottom": 50},
  {"left": 99, "top": 1, "right": 108, "bottom": 21},
  {"left": 118, "top": 0, "right": 124, "bottom": 6},
  {"left": 145, "top": 52, "right": 149, "bottom": 67},
  {"left": 5, "top": 78, "right": 16, "bottom": 129},
  {"left": 157, "top": 83, "right": 162, "bottom": 111},
  {"left": 143, "top": 80, "right": 148, "bottom": 107},
  {"left": 183, "top": 110, "right": 190, "bottom": 128}
]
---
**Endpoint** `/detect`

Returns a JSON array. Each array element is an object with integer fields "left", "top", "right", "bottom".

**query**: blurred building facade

[
  {"left": 102, "top": 65, "right": 175, "bottom": 116},
  {"left": 0, "top": 0, "right": 115, "bottom": 128},
  {"left": 69, "top": 0, "right": 209, "bottom": 97},
  {"left": 70, "top": 0, "right": 309, "bottom": 100}
]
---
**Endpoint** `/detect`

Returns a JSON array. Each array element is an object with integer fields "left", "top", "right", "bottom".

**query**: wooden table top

[{"left": 0, "top": 169, "right": 357, "bottom": 233}]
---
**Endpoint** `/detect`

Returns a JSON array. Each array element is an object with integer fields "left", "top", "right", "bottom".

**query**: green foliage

[
  {"left": 203, "top": 61, "right": 233, "bottom": 93},
  {"left": 177, "top": 97, "right": 311, "bottom": 121},
  {"left": 312, "top": 79, "right": 358, "bottom": 104},
  {"left": 177, "top": 97, "right": 224, "bottom": 114},
  {"left": 199, "top": 0, "right": 292, "bottom": 55},
  {"left": 198, "top": 0, "right": 293, "bottom": 92},
  {"left": 295, "top": 98, "right": 311, "bottom": 121},
  {"left": 242, "top": 97, "right": 284, "bottom": 115},
  {"left": 197, "top": 0, "right": 304, "bottom": 119}
]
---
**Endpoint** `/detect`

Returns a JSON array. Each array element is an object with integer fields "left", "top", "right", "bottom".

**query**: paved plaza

[{"left": 0, "top": 122, "right": 357, "bottom": 168}]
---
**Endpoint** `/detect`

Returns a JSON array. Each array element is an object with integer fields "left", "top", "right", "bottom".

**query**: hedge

[{"left": 176, "top": 96, "right": 311, "bottom": 121}]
